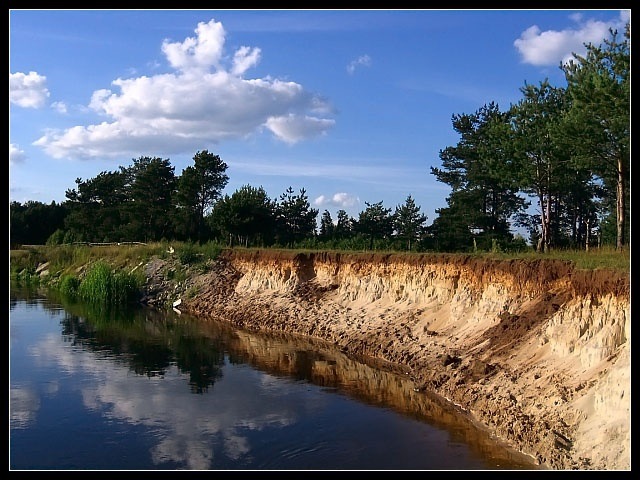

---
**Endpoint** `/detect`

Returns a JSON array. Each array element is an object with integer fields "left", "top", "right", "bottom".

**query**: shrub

[
  {"left": 177, "top": 243, "right": 198, "bottom": 265},
  {"left": 78, "top": 261, "right": 140, "bottom": 307},
  {"left": 200, "top": 241, "right": 222, "bottom": 261},
  {"left": 59, "top": 274, "right": 80, "bottom": 298}
]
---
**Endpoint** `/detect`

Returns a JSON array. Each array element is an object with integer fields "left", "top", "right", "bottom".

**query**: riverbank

[{"left": 142, "top": 248, "right": 630, "bottom": 470}]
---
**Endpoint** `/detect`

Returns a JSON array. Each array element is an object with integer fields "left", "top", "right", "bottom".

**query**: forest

[{"left": 10, "top": 24, "right": 629, "bottom": 254}]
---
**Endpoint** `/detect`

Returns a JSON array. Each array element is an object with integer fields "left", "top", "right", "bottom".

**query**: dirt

[{"left": 139, "top": 251, "right": 630, "bottom": 471}]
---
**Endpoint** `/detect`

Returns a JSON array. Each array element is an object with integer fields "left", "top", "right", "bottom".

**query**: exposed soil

[{"left": 139, "top": 251, "right": 630, "bottom": 471}]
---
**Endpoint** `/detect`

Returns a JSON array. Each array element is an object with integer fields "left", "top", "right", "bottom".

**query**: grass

[
  {"left": 10, "top": 241, "right": 630, "bottom": 285},
  {"left": 481, "top": 245, "right": 630, "bottom": 273},
  {"left": 77, "top": 261, "right": 142, "bottom": 306},
  {"left": 225, "top": 244, "right": 630, "bottom": 272},
  {"left": 9, "top": 241, "right": 224, "bottom": 292}
]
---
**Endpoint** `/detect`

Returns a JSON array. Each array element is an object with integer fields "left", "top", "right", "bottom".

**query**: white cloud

[
  {"left": 10, "top": 386, "right": 40, "bottom": 429},
  {"left": 33, "top": 18, "right": 335, "bottom": 160},
  {"left": 9, "top": 143, "right": 27, "bottom": 165},
  {"left": 314, "top": 192, "right": 360, "bottom": 208},
  {"left": 514, "top": 12, "right": 628, "bottom": 67},
  {"left": 51, "top": 101, "right": 67, "bottom": 114},
  {"left": 265, "top": 114, "right": 335, "bottom": 144},
  {"left": 232, "top": 46, "right": 262, "bottom": 76},
  {"left": 346, "top": 54, "right": 372, "bottom": 75},
  {"left": 9, "top": 71, "right": 50, "bottom": 108},
  {"left": 161, "top": 19, "right": 226, "bottom": 73}
]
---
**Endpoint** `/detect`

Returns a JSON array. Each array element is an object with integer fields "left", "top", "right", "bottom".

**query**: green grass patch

[
  {"left": 77, "top": 261, "right": 141, "bottom": 307},
  {"left": 58, "top": 274, "right": 81, "bottom": 299},
  {"left": 483, "top": 245, "right": 630, "bottom": 272}
]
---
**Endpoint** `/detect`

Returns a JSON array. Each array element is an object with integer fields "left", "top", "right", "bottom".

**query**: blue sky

[{"left": 9, "top": 9, "right": 630, "bottom": 228}]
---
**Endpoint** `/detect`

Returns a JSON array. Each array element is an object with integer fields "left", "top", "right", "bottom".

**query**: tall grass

[{"left": 77, "top": 261, "right": 141, "bottom": 307}]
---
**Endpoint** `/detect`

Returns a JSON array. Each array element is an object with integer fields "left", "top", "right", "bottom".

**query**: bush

[
  {"left": 177, "top": 243, "right": 198, "bottom": 265},
  {"left": 200, "top": 241, "right": 222, "bottom": 261},
  {"left": 46, "top": 229, "right": 66, "bottom": 246},
  {"left": 78, "top": 261, "right": 140, "bottom": 307},
  {"left": 59, "top": 274, "right": 80, "bottom": 298}
]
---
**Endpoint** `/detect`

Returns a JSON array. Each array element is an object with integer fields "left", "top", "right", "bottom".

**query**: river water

[{"left": 9, "top": 285, "right": 538, "bottom": 471}]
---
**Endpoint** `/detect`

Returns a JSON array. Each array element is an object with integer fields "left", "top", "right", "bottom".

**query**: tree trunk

[
  {"left": 537, "top": 190, "right": 550, "bottom": 254},
  {"left": 585, "top": 217, "right": 590, "bottom": 252},
  {"left": 616, "top": 155, "right": 626, "bottom": 251}
]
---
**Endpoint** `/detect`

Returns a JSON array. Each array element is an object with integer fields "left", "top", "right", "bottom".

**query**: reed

[{"left": 77, "top": 261, "right": 141, "bottom": 307}]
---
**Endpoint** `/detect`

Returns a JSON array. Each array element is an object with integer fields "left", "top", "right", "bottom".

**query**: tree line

[
  {"left": 10, "top": 24, "right": 629, "bottom": 253},
  {"left": 9, "top": 149, "right": 438, "bottom": 252}
]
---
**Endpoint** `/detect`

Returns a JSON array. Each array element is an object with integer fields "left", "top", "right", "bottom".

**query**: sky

[{"left": 9, "top": 8, "right": 631, "bottom": 230}]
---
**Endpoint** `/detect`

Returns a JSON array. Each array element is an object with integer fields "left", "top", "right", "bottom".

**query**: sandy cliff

[{"left": 168, "top": 249, "right": 630, "bottom": 470}]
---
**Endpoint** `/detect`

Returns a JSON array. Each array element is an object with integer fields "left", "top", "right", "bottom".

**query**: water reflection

[
  {"left": 57, "top": 302, "right": 226, "bottom": 394},
  {"left": 198, "top": 323, "right": 536, "bottom": 468},
  {"left": 10, "top": 286, "right": 537, "bottom": 470}
]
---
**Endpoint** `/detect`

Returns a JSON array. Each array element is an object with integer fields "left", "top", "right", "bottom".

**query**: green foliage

[
  {"left": 503, "top": 234, "right": 530, "bottom": 253},
  {"left": 77, "top": 261, "right": 140, "bottom": 307},
  {"left": 275, "top": 187, "right": 318, "bottom": 247},
  {"left": 510, "top": 79, "right": 572, "bottom": 253},
  {"left": 174, "top": 150, "right": 229, "bottom": 242},
  {"left": 166, "top": 266, "right": 187, "bottom": 284},
  {"left": 560, "top": 23, "right": 630, "bottom": 251},
  {"left": 490, "top": 238, "right": 502, "bottom": 254},
  {"left": 175, "top": 240, "right": 223, "bottom": 266},
  {"left": 10, "top": 200, "right": 68, "bottom": 247},
  {"left": 46, "top": 229, "right": 66, "bottom": 245},
  {"left": 334, "top": 209, "right": 353, "bottom": 240},
  {"left": 488, "top": 244, "right": 629, "bottom": 272},
  {"left": 394, "top": 195, "right": 427, "bottom": 251},
  {"left": 59, "top": 274, "right": 80, "bottom": 298},
  {"left": 78, "top": 262, "right": 111, "bottom": 303},
  {"left": 432, "top": 102, "right": 526, "bottom": 252},
  {"left": 200, "top": 241, "right": 222, "bottom": 261},
  {"left": 177, "top": 243, "right": 199, "bottom": 265},
  {"left": 318, "top": 210, "right": 335, "bottom": 241},
  {"left": 64, "top": 169, "right": 129, "bottom": 243},
  {"left": 209, "top": 184, "right": 275, "bottom": 247},
  {"left": 44, "top": 245, "right": 92, "bottom": 273},
  {"left": 10, "top": 248, "right": 44, "bottom": 276},
  {"left": 125, "top": 156, "right": 177, "bottom": 242},
  {"left": 355, "top": 201, "right": 394, "bottom": 250}
]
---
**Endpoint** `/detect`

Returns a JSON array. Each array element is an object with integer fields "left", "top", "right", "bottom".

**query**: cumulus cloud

[
  {"left": 9, "top": 143, "right": 27, "bottom": 165},
  {"left": 314, "top": 192, "right": 360, "bottom": 208},
  {"left": 34, "top": 19, "right": 335, "bottom": 160},
  {"left": 161, "top": 19, "right": 226, "bottom": 72},
  {"left": 9, "top": 71, "right": 50, "bottom": 108},
  {"left": 514, "top": 11, "right": 629, "bottom": 67},
  {"left": 346, "top": 54, "right": 372, "bottom": 75}
]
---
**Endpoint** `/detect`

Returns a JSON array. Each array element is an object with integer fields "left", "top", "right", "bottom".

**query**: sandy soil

[{"left": 140, "top": 253, "right": 630, "bottom": 471}]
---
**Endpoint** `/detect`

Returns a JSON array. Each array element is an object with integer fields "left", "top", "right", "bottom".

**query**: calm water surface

[{"left": 9, "top": 286, "right": 538, "bottom": 471}]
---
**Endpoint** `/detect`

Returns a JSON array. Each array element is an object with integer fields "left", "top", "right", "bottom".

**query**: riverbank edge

[{"left": 160, "top": 249, "right": 630, "bottom": 471}]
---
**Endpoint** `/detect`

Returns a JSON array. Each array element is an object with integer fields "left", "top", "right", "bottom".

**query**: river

[{"left": 9, "top": 285, "right": 538, "bottom": 470}]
